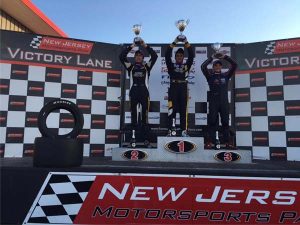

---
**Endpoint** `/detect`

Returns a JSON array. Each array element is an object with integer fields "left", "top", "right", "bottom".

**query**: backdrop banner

[
  {"left": 0, "top": 30, "right": 122, "bottom": 157},
  {"left": 23, "top": 172, "right": 300, "bottom": 225},
  {"left": 0, "top": 30, "right": 299, "bottom": 160},
  {"left": 234, "top": 38, "right": 300, "bottom": 160},
  {"left": 235, "top": 38, "right": 300, "bottom": 73}
]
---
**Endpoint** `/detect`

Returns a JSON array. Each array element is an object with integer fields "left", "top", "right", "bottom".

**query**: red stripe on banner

[
  {"left": 236, "top": 66, "right": 300, "bottom": 74},
  {"left": 7, "top": 133, "right": 23, "bottom": 138},
  {"left": 251, "top": 77, "right": 265, "bottom": 82},
  {"left": 106, "top": 135, "right": 118, "bottom": 139},
  {"left": 288, "top": 137, "right": 300, "bottom": 142},
  {"left": 107, "top": 106, "right": 119, "bottom": 110},
  {"left": 270, "top": 122, "right": 284, "bottom": 126},
  {"left": 61, "top": 119, "right": 74, "bottom": 123},
  {"left": 77, "top": 134, "right": 89, "bottom": 139},
  {"left": 91, "top": 149, "right": 104, "bottom": 153},
  {"left": 92, "top": 120, "right": 105, "bottom": 124},
  {"left": 252, "top": 107, "right": 267, "bottom": 111},
  {"left": 0, "top": 84, "right": 9, "bottom": 89},
  {"left": 93, "top": 91, "right": 106, "bottom": 96},
  {"left": 284, "top": 75, "right": 299, "bottom": 80},
  {"left": 108, "top": 78, "right": 120, "bottom": 83},
  {"left": 62, "top": 89, "right": 76, "bottom": 93},
  {"left": 10, "top": 101, "right": 25, "bottom": 106},
  {"left": 286, "top": 106, "right": 300, "bottom": 110},
  {"left": 78, "top": 76, "right": 92, "bottom": 80},
  {"left": 236, "top": 93, "right": 249, "bottom": 97},
  {"left": 47, "top": 73, "right": 61, "bottom": 77},
  {"left": 12, "top": 70, "right": 27, "bottom": 74},
  {"left": 253, "top": 137, "right": 268, "bottom": 141},
  {"left": 78, "top": 104, "right": 91, "bottom": 109},
  {"left": 27, "top": 118, "right": 38, "bottom": 122},
  {"left": 29, "top": 87, "right": 44, "bottom": 91},
  {"left": 236, "top": 122, "right": 251, "bottom": 126},
  {"left": 271, "top": 153, "right": 286, "bottom": 157},
  {"left": 268, "top": 91, "right": 282, "bottom": 96},
  {"left": 0, "top": 60, "right": 121, "bottom": 75}
]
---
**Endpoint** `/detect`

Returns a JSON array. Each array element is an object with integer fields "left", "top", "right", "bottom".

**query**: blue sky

[{"left": 32, "top": 0, "right": 300, "bottom": 44}]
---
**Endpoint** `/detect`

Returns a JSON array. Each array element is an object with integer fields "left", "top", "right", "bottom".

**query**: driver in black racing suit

[
  {"left": 119, "top": 39, "right": 158, "bottom": 142},
  {"left": 201, "top": 52, "right": 237, "bottom": 149},
  {"left": 165, "top": 37, "right": 194, "bottom": 137}
]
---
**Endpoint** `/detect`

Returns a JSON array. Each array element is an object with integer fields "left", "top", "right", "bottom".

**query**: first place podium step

[{"left": 112, "top": 136, "right": 252, "bottom": 164}]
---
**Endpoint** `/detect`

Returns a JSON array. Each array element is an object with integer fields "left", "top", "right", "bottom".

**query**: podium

[{"left": 112, "top": 136, "right": 252, "bottom": 163}]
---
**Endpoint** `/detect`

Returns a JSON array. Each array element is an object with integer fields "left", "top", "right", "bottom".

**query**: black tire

[
  {"left": 38, "top": 99, "right": 84, "bottom": 138},
  {"left": 34, "top": 137, "right": 83, "bottom": 167}
]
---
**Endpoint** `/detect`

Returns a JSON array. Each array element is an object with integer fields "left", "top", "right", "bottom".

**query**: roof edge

[{"left": 22, "top": 0, "right": 68, "bottom": 37}]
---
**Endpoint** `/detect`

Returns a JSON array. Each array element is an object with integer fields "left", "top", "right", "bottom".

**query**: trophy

[
  {"left": 130, "top": 129, "right": 136, "bottom": 148},
  {"left": 215, "top": 131, "right": 221, "bottom": 150},
  {"left": 171, "top": 118, "right": 176, "bottom": 136},
  {"left": 132, "top": 24, "right": 142, "bottom": 45},
  {"left": 212, "top": 42, "right": 223, "bottom": 58},
  {"left": 175, "top": 19, "right": 189, "bottom": 42}
]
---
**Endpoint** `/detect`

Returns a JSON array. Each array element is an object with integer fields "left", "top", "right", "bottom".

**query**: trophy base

[
  {"left": 214, "top": 53, "right": 223, "bottom": 59},
  {"left": 134, "top": 37, "right": 142, "bottom": 45},
  {"left": 130, "top": 140, "right": 136, "bottom": 148},
  {"left": 177, "top": 35, "right": 186, "bottom": 43}
]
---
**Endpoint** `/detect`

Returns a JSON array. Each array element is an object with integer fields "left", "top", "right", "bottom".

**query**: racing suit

[
  {"left": 201, "top": 55, "right": 237, "bottom": 144},
  {"left": 165, "top": 43, "right": 194, "bottom": 132},
  {"left": 119, "top": 45, "right": 158, "bottom": 129}
]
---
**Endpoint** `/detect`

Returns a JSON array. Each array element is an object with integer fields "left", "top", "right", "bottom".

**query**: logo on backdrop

[
  {"left": 30, "top": 35, "right": 94, "bottom": 54},
  {"left": 0, "top": 31, "right": 122, "bottom": 71},
  {"left": 265, "top": 39, "right": 300, "bottom": 55},
  {"left": 236, "top": 38, "right": 300, "bottom": 71}
]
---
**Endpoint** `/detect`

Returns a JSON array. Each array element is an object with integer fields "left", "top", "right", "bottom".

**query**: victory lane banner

[
  {"left": 236, "top": 38, "right": 300, "bottom": 73},
  {"left": 0, "top": 30, "right": 121, "bottom": 74},
  {"left": 23, "top": 172, "right": 300, "bottom": 224}
]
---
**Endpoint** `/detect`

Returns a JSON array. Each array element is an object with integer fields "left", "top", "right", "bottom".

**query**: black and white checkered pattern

[
  {"left": 0, "top": 63, "right": 121, "bottom": 157},
  {"left": 235, "top": 69, "right": 300, "bottom": 161},
  {"left": 264, "top": 41, "right": 276, "bottom": 55},
  {"left": 30, "top": 36, "right": 43, "bottom": 49},
  {"left": 26, "top": 174, "right": 95, "bottom": 224}
]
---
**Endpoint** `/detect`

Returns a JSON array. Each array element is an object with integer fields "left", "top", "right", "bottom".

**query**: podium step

[{"left": 112, "top": 136, "right": 252, "bottom": 164}]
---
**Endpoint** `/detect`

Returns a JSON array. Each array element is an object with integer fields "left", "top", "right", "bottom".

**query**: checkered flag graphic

[
  {"left": 264, "top": 41, "right": 276, "bottom": 55},
  {"left": 26, "top": 174, "right": 96, "bottom": 224},
  {"left": 30, "top": 36, "right": 43, "bottom": 49}
]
